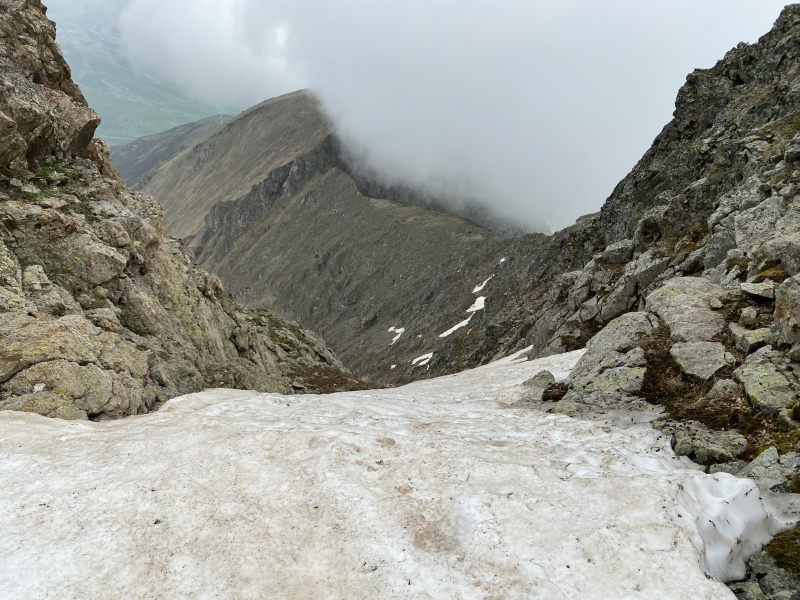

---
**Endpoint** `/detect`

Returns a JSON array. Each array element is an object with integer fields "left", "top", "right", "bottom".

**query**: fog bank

[{"left": 47, "top": 0, "right": 789, "bottom": 230}]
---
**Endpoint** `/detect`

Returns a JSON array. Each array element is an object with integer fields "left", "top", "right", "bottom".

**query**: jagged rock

[
  {"left": 0, "top": 391, "right": 87, "bottom": 420},
  {"left": 678, "top": 248, "right": 706, "bottom": 274},
  {"left": 741, "top": 281, "right": 776, "bottom": 300},
  {"left": 627, "top": 251, "right": 671, "bottom": 290},
  {"left": 704, "top": 231, "right": 737, "bottom": 270},
  {"left": 653, "top": 419, "right": 747, "bottom": 465},
  {"left": 670, "top": 341, "right": 732, "bottom": 380},
  {"left": 0, "top": 1, "right": 366, "bottom": 422},
  {"left": 735, "top": 197, "right": 784, "bottom": 256},
  {"left": 776, "top": 275, "right": 800, "bottom": 347},
  {"left": 707, "top": 378, "right": 741, "bottom": 399},
  {"left": 730, "top": 323, "right": 775, "bottom": 355},
  {"left": 597, "top": 239, "right": 634, "bottom": 264},
  {"left": 734, "top": 350, "right": 796, "bottom": 416},
  {"left": 646, "top": 278, "right": 726, "bottom": 342}
]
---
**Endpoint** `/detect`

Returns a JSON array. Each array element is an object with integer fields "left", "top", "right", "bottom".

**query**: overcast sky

[{"left": 47, "top": 0, "right": 789, "bottom": 231}]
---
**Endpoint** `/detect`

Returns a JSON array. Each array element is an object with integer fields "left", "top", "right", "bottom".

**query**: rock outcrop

[{"left": 0, "top": 0, "right": 365, "bottom": 421}]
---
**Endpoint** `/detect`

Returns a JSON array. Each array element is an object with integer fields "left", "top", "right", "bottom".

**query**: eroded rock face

[
  {"left": 0, "top": 0, "right": 100, "bottom": 171},
  {"left": 0, "top": 1, "right": 365, "bottom": 421}
]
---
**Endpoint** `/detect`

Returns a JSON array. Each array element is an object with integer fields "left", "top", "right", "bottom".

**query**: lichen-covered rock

[
  {"left": 669, "top": 341, "right": 732, "bottom": 380},
  {"left": 555, "top": 312, "right": 654, "bottom": 415},
  {"left": 730, "top": 323, "right": 776, "bottom": 355},
  {"left": 741, "top": 281, "right": 776, "bottom": 300},
  {"left": 776, "top": 275, "right": 800, "bottom": 347},
  {"left": 739, "top": 447, "right": 800, "bottom": 487},
  {"left": 654, "top": 419, "right": 747, "bottom": 465},
  {"left": 734, "top": 350, "right": 796, "bottom": 416},
  {"left": 0, "top": 391, "right": 87, "bottom": 420},
  {"left": 646, "top": 278, "right": 726, "bottom": 342}
]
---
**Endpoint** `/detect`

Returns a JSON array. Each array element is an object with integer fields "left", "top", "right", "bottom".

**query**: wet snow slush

[{"left": 0, "top": 349, "right": 792, "bottom": 599}]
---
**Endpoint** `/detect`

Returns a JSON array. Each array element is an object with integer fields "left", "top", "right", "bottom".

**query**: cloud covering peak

[{"left": 47, "top": 0, "right": 788, "bottom": 230}]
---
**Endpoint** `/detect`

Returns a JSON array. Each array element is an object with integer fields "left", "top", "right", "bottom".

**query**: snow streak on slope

[
  {"left": 466, "top": 296, "right": 485, "bottom": 313},
  {"left": 0, "top": 350, "right": 786, "bottom": 599},
  {"left": 439, "top": 315, "right": 473, "bottom": 338},
  {"left": 473, "top": 276, "right": 493, "bottom": 294}
]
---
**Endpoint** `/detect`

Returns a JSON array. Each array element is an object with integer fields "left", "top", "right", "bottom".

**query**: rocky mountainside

[
  {"left": 0, "top": 0, "right": 365, "bottom": 421},
  {"left": 110, "top": 114, "right": 232, "bottom": 189}
]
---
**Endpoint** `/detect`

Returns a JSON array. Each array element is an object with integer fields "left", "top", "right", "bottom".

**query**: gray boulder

[
  {"left": 554, "top": 312, "right": 654, "bottom": 416},
  {"left": 740, "top": 281, "right": 776, "bottom": 300},
  {"left": 734, "top": 349, "right": 796, "bottom": 416},
  {"left": 729, "top": 323, "right": 775, "bottom": 355},
  {"left": 646, "top": 278, "right": 726, "bottom": 342},
  {"left": 707, "top": 378, "right": 741, "bottom": 399},
  {"left": 670, "top": 341, "right": 732, "bottom": 380},
  {"left": 597, "top": 239, "right": 634, "bottom": 264},
  {"left": 739, "top": 447, "right": 800, "bottom": 487},
  {"left": 654, "top": 419, "right": 747, "bottom": 465}
]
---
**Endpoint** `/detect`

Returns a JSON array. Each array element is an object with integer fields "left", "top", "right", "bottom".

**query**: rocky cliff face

[{"left": 0, "top": 0, "right": 364, "bottom": 421}]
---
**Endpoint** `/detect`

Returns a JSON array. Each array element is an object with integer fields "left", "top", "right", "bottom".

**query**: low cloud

[{"left": 47, "top": 0, "right": 788, "bottom": 231}]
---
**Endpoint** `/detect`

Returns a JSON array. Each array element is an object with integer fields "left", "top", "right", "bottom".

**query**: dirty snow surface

[{"left": 0, "top": 350, "right": 774, "bottom": 599}]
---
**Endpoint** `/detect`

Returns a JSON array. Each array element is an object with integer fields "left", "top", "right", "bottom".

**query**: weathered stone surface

[
  {"left": 654, "top": 419, "right": 747, "bottom": 465},
  {"left": 739, "top": 306, "right": 759, "bottom": 328},
  {"left": 729, "top": 323, "right": 775, "bottom": 355},
  {"left": 776, "top": 275, "right": 800, "bottom": 347},
  {"left": 707, "top": 378, "right": 741, "bottom": 399},
  {"left": 5, "top": 360, "right": 113, "bottom": 417},
  {"left": 0, "top": 314, "right": 98, "bottom": 383},
  {"left": 0, "top": 392, "right": 87, "bottom": 420},
  {"left": 646, "top": 278, "right": 726, "bottom": 342},
  {"left": 731, "top": 550, "right": 800, "bottom": 600},
  {"left": 734, "top": 351, "right": 795, "bottom": 415},
  {"left": 741, "top": 281, "right": 776, "bottom": 300},
  {"left": 739, "top": 447, "right": 800, "bottom": 486},
  {"left": 555, "top": 312, "right": 654, "bottom": 415},
  {"left": 0, "top": 1, "right": 366, "bottom": 422},
  {"left": 670, "top": 341, "right": 731, "bottom": 380},
  {"left": 597, "top": 239, "right": 634, "bottom": 264},
  {"left": 515, "top": 370, "right": 556, "bottom": 406}
]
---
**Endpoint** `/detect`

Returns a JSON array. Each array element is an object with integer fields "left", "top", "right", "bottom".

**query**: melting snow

[
  {"left": 466, "top": 296, "right": 485, "bottom": 313},
  {"left": 439, "top": 315, "right": 473, "bottom": 338},
  {"left": 411, "top": 352, "right": 434, "bottom": 367},
  {"left": 472, "top": 276, "right": 493, "bottom": 294},
  {"left": 388, "top": 326, "right": 406, "bottom": 345},
  {"left": 0, "top": 349, "right": 793, "bottom": 598}
]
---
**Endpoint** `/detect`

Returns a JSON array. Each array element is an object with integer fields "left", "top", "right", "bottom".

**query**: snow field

[{"left": 0, "top": 349, "right": 791, "bottom": 599}]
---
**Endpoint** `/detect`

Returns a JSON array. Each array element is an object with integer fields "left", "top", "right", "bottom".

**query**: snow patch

[
  {"left": 672, "top": 474, "right": 790, "bottom": 582},
  {"left": 439, "top": 315, "right": 473, "bottom": 338},
  {"left": 0, "top": 347, "right": 791, "bottom": 598},
  {"left": 472, "top": 276, "right": 493, "bottom": 293},
  {"left": 466, "top": 296, "right": 485, "bottom": 313},
  {"left": 388, "top": 326, "right": 406, "bottom": 345},
  {"left": 411, "top": 352, "right": 434, "bottom": 366}
]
